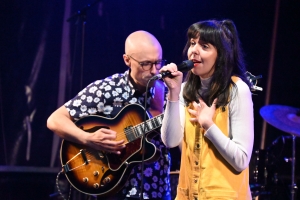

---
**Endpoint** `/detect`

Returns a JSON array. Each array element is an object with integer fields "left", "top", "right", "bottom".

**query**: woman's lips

[{"left": 193, "top": 61, "right": 201, "bottom": 66}]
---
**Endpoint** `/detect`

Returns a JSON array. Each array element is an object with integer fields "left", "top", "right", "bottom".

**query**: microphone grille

[{"left": 180, "top": 60, "right": 194, "bottom": 72}]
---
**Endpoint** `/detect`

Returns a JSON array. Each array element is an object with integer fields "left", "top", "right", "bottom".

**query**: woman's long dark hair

[{"left": 182, "top": 19, "right": 251, "bottom": 107}]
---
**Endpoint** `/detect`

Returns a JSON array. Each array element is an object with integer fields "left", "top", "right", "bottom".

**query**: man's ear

[{"left": 123, "top": 54, "right": 130, "bottom": 67}]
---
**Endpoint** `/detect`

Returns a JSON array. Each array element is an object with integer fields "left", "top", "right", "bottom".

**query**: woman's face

[{"left": 187, "top": 37, "right": 218, "bottom": 79}]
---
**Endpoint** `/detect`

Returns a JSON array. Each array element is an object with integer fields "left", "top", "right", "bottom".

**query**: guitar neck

[{"left": 125, "top": 113, "right": 164, "bottom": 142}]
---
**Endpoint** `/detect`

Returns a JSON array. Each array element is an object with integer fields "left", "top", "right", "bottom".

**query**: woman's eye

[
  {"left": 202, "top": 44, "right": 209, "bottom": 49},
  {"left": 190, "top": 42, "right": 196, "bottom": 46}
]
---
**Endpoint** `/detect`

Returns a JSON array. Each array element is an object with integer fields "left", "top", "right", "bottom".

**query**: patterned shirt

[{"left": 65, "top": 70, "right": 171, "bottom": 199}]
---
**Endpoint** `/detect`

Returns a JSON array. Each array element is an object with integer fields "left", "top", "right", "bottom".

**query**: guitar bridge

[{"left": 80, "top": 149, "right": 89, "bottom": 165}]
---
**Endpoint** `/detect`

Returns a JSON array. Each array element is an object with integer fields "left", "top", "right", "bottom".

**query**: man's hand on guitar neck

[{"left": 85, "top": 128, "right": 126, "bottom": 155}]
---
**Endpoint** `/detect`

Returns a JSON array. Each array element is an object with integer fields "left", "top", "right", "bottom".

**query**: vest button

[{"left": 195, "top": 161, "right": 198, "bottom": 165}]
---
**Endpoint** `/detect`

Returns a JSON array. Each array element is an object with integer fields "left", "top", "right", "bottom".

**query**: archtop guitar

[{"left": 60, "top": 103, "right": 164, "bottom": 197}]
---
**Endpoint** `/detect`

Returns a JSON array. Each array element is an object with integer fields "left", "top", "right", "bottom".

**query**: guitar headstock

[{"left": 246, "top": 71, "right": 263, "bottom": 92}]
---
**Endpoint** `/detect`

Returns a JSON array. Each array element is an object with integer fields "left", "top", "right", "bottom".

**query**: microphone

[{"left": 151, "top": 60, "right": 194, "bottom": 80}]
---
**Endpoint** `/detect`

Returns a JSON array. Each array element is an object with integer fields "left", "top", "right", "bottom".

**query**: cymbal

[{"left": 260, "top": 105, "right": 300, "bottom": 136}]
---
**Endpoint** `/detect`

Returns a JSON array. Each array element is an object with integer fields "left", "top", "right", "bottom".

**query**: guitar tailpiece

[{"left": 62, "top": 164, "right": 70, "bottom": 173}]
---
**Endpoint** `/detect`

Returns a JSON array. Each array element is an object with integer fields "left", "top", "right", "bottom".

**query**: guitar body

[{"left": 60, "top": 104, "right": 162, "bottom": 197}]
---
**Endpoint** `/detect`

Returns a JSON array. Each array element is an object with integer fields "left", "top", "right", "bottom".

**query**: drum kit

[{"left": 251, "top": 104, "right": 300, "bottom": 200}]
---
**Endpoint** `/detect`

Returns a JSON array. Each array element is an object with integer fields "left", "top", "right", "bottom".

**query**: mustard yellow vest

[{"left": 176, "top": 77, "right": 251, "bottom": 200}]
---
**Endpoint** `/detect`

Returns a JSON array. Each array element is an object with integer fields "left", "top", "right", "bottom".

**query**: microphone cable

[{"left": 139, "top": 78, "right": 153, "bottom": 200}]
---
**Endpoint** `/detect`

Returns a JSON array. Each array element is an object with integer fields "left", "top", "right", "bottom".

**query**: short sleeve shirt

[{"left": 65, "top": 70, "right": 171, "bottom": 199}]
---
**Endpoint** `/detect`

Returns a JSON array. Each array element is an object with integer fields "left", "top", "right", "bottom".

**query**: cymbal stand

[{"left": 290, "top": 135, "right": 298, "bottom": 200}]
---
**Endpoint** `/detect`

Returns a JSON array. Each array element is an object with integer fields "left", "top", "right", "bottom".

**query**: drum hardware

[
  {"left": 260, "top": 104, "right": 300, "bottom": 200},
  {"left": 251, "top": 135, "right": 297, "bottom": 199},
  {"left": 250, "top": 149, "right": 273, "bottom": 199},
  {"left": 267, "top": 135, "right": 292, "bottom": 150},
  {"left": 283, "top": 135, "right": 299, "bottom": 200}
]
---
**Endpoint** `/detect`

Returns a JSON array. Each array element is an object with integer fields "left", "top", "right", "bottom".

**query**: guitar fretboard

[{"left": 125, "top": 113, "right": 164, "bottom": 142}]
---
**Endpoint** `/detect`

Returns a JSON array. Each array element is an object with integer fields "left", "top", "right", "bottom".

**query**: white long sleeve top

[{"left": 161, "top": 78, "right": 254, "bottom": 172}]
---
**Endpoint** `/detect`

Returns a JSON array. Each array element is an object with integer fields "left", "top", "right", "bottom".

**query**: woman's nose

[{"left": 191, "top": 45, "right": 199, "bottom": 54}]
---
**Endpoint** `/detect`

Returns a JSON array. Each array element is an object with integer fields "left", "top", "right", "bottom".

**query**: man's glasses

[{"left": 127, "top": 55, "right": 166, "bottom": 71}]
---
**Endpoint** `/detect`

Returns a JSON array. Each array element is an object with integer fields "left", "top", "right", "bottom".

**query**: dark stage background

[{"left": 1, "top": 0, "right": 300, "bottom": 199}]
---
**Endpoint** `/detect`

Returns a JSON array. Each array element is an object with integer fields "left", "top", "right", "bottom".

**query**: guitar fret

[
  {"left": 157, "top": 114, "right": 163, "bottom": 125},
  {"left": 137, "top": 122, "right": 152, "bottom": 136},
  {"left": 155, "top": 115, "right": 163, "bottom": 127},
  {"left": 146, "top": 114, "right": 164, "bottom": 132},
  {"left": 135, "top": 125, "right": 143, "bottom": 137},
  {"left": 142, "top": 123, "right": 149, "bottom": 133},
  {"left": 149, "top": 120, "right": 156, "bottom": 130},
  {"left": 132, "top": 126, "right": 139, "bottom": 139},
  {"left": 153, "top": 117, "right": 159, "bottom": 128},
  {"left": 125, "top": 113, "right": 165, "bottom": 142},
  {"left": 146, "top": 120, "right": 153, "bottom": 130}
]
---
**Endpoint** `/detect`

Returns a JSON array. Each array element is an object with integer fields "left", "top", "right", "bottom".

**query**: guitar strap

[{"left": 149, "top": 80, "right": 165, "bottom": 117}]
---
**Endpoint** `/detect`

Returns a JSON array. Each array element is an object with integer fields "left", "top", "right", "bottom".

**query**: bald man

[{"left": 47, "top": 31, "right": 172, "bottom": 200}]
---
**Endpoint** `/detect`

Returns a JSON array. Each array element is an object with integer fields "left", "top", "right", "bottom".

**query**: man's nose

[{"left": 150, "top": 64, "right": 158, "bottom": 74}]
